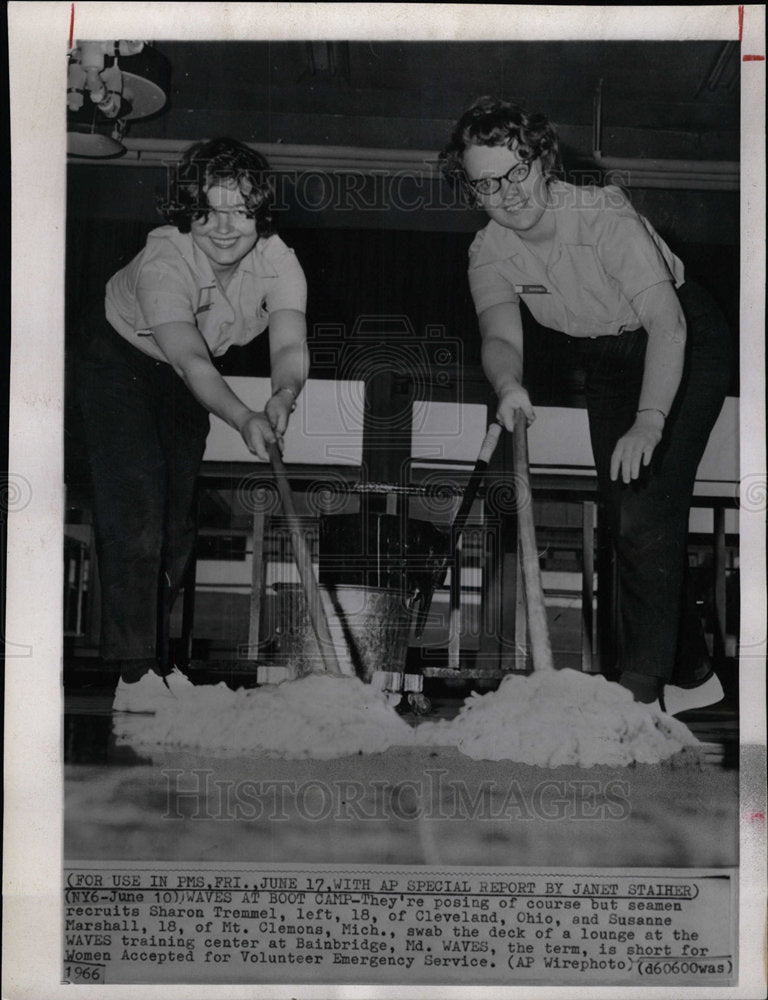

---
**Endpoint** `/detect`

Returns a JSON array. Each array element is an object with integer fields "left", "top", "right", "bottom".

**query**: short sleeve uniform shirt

[
  {"left": 467, "top": 182, "right": 685, "bottom": 337},
  {"left": 105, "top": 227, "right": 307, "bottom": 361}
]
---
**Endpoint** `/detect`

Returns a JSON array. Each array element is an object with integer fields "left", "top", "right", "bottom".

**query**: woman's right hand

[
  {"left": 496, "top": 385, "right": 535, "bottom": 430},
  {"left": 237, "top": 411, "right": 280, "bottom": 461}
]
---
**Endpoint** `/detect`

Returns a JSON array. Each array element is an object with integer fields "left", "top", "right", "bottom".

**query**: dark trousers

[
  {"left": 571, "top": 281, "right": 734, "bottom": 682},
  {"left": 75, "top": 318, "right": 210, "bottom": 671}
]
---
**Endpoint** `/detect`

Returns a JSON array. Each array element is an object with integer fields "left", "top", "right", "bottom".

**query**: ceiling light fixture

[{"left": 67, "top": 41, "right": 171, "bottom": 159}]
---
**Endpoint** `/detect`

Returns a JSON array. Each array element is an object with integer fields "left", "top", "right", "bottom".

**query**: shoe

[
  {"left": 112, "top": 667, "right": 194, "bottom": 713},
  {"left": 662, "top": 672, "right": 724, "bottom": 717}
]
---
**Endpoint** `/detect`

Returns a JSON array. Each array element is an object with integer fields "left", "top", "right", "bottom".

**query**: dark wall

[
  {"left": 128, "top": 41, "right": 741, "bottom": 162},
  {"left": 68, "top": 161, "right": 740, "bottom": 246}
]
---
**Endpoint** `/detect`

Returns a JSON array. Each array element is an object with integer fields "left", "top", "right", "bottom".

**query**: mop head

[
  {"left": 416, "top": 668, "right": 701, "bottom": 767},
  {"left": 114, "top": 668, "right": 700, "bottom": 767},
  {"left": 113, "top": 674, "right": 417, "bottom": 759}
]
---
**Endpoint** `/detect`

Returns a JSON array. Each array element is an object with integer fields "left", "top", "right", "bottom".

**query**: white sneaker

[
  {"left": 112, "top": 668, "right": 194, "bottom": 713},
  {"left": 663, "top": 672, "right": 724, "bottom": 717}
]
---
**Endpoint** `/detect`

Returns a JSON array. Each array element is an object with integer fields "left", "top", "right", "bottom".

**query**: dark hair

[
  {"left": 159, "top": 137, "right": 275, "bottom": 236},
  {"left": 440, "top": 96, "right": 563, "bottom": 202}
]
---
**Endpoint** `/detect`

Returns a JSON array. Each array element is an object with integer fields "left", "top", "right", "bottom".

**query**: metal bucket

[
  {"left": 272, "top": 583, "right": 412, "bottom": 682},
  {"left": 319, "top": 513, "right": 449, "bottom": 624}
]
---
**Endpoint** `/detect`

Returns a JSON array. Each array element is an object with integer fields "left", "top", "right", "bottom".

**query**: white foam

[
  {"left": 416, "top": 669, "right": 700, "bottom": 767},
  {"left": 113, "top": 669, "right": 700, "bottom": 768},
  {"left": 113, "top": 674, "right": 417, "bottom": 760}
]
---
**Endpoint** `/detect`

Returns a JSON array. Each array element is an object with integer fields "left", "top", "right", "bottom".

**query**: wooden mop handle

[
  {"left": 268, "top": 442, "right": 343, "bottom": 677},
  {"left": 512, "top": 414, "right": 555, "bottom": 672}
]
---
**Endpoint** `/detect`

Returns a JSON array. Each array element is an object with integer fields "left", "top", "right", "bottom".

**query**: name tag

[{"left": 515, "top": 284, "right": 550, "bottom": 294}]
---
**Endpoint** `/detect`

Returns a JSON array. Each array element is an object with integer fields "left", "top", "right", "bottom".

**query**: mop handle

[
  {"left": 451, "top": 422, "right": 503, "bottom": 542},
  {"left": 413, "top": 423, "right": 503, "bottom": 640},
  {"left": 512, "top": 414, "right": 555, "bottom": 672},
  {"left": 268, "top": 442, "right": 343, "bottom": 677}
]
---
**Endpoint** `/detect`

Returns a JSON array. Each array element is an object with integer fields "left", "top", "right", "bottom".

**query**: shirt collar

[
  {"left": 469, "top": 181, "right": 574, "bottom": 269},
  {"left": 469, "top": 221, "right": 524, "bottom": 269},
  {"left": 248, "top": 237, "right": 279, "bottom": 279},
  {"left": 165, "top": 229, "right": 278, "bottom": 280}
]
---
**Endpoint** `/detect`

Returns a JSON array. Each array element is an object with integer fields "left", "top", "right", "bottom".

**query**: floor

[{"left": 64, "top": 669, "right": 740, "bottom": 869}]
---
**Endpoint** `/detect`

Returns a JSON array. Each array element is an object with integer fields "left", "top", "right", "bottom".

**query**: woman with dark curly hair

[
  {"left": 442, "top": 98, "right": 733, "bottom": 714},
  {"left": 76, "top": 138, "right": 308, "bottom": 711}
]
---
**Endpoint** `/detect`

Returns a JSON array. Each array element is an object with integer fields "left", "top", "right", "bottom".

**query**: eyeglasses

[{"left": 465, "top": 161, "right": 532, "bottom": 197}]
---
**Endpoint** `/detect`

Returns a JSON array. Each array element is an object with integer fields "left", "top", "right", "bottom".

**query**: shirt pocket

[
  {"left": 551, "top": 244, "right": 620, "bottom": 332},
  {"left": 194, "top": 284, "right": 216, "bottom": 318}
]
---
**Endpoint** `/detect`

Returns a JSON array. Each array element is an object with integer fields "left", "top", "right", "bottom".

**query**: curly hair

[
  {"left": 158, "top": 138, "right": 275, "bottom": 236},
  {"left": 440, "top": 97, "right": 563, "bottom": 202}
]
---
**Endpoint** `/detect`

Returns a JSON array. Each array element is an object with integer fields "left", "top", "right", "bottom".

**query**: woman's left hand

[{"left": 610, "top": 411, "right": 665, "bottom": 483}]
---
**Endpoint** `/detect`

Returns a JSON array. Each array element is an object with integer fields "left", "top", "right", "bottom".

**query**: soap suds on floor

[
  {"left": 113, "top": 669, "right": 700, "bottom": 768},
  {"left": 113, "top": 674, "right": 417, "bottom": 760},
  {"left": 416, "top": 669, "right": 700, "bottom": 767}
]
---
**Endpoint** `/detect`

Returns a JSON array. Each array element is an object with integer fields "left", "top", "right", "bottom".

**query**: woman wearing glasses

[{"left": 441, "top": 97, "right": 733, "bottom": 714}]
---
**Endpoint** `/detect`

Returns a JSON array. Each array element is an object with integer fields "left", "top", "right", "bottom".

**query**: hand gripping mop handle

[{"left": 268, "top": 442, "right": 343, "bottom": 677}]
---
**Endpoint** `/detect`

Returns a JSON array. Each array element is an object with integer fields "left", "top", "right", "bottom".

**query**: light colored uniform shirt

[
  {"left": 105, "top": 227, "right": 307, "bottom": 361},
  {"left": 467, "top": 182, "right": 685, "bottom": 337}
]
